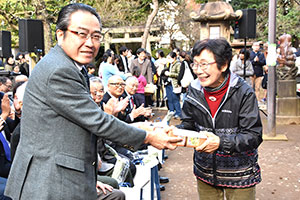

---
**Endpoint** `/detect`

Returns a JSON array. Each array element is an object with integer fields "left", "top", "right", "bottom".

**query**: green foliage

[
  {"left": 231, "top": 0, "right": 300, "bottom": 46},
  {"left": 0, "top": 0, "right": 70, "bottom": 47},
  {"left": 277, "top": 1, "right": 300, "bottom": 42},
  {"left": 94, "top": 0, "right": 152, "bottom": 27},
  {"left": 152, "top": 48, "right": 171, "bottom": 58}
]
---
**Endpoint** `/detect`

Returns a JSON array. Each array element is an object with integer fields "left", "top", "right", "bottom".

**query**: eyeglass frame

[
  {"left": 3, "top": 83, "right": 12, "bottom": 89},
  {"left": 108, "top": 82, "right": 126, "bottom": 88},
  {"left": 128, "top": 84, "right": 139, "bottom": 89},
  {"left": 191, "top": 61, "right": 217, "bottom": 71},
  {"left": 66, "top": 29, "right": 103, "bottom": 43},
  {"left": 91, "top": 89, "right": 104, "bottom": 96}
]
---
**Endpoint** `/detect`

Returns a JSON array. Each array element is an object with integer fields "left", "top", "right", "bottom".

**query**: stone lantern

[{"left": 189, "top": 0, "right": 242, "bottom": 41}]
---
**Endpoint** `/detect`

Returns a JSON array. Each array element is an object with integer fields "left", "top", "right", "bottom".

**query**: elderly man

[
  {"left": 0, "top": 77, "right": 12, "bottom": 94},
  {"left": 5, "top": 3, "right": 180, "bottom": 200},
  {"left": 90, "top": 77, "right": 104, "bottom": 106},
  {"left": 101, "top": 75, "right": 128, "bottom": 112},
  {"left": 0, "top": 94, "right": 11, "bottom": 200},
  {"left": 123, "top": 76, "right": 151, "bottom": 122},
  {"left": 0, "top": 77, "right": 13, "bottom": 115}
]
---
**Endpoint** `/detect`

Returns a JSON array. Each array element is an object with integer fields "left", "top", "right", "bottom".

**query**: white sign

[{"left": 210, "top": 26, "right": 220, "bottom": 39}]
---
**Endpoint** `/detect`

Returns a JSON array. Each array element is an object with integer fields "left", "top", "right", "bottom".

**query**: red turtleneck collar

[{"left": 203, "top": 74, "right": 230, "bottom": 118}]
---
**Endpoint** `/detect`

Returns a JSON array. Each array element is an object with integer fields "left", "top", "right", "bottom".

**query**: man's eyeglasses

[
  {"left": 129, "top": 84, "right": 138, "bottom": 89},
  {"left": 92, "top": 89, "right": 104, "bottom": 96},
  {"left": 67, "top": 29, "right": 103, "bottom": 43},
  {"left": 191, "top": 61, "right": 216, "bottom": 71},
  {"left": 109, "top": 82, "right": 126, "bottom": 88},
  {"left": 4, "top": 83, "right": 12, "bottom": 89}
]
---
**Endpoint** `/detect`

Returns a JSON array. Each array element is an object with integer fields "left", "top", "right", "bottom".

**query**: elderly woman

[{"left": 177, "top": 39, "right": 262, "bottom": 200}]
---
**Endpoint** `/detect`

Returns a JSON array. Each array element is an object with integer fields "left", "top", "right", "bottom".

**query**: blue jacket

[{"left": 250, "top": 51, "right": 266, "bottom": 77}]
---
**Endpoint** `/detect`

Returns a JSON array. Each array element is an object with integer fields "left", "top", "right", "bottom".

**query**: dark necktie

[
  {"left": 130, "top": 96, "right": 134, "bottom": 109},
  {"left": 125, "top": 57, "right": 130, "bottom": 72},
  {"left": 81, "top": 66, "right": 90, "bottom": 90},
  {"left": 0, "top": 131, "right": 11, "bottom": 161}
]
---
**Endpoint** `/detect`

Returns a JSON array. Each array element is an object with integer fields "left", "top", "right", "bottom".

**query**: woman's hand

[{"left": 195, "top": 131, "right": 220, "bottom": 153}]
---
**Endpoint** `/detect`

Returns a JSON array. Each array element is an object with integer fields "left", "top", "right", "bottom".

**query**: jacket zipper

[{"left": 187, "top": 86, "right": 231, "bottom": 186}]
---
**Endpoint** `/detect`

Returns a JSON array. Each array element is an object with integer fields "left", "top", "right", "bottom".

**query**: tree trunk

[
  {"left": 43, "top": 20, "right": 52, "bottom": 54},
  {"left": 141, "top": 0, "right": 159, "bottom": 49}
]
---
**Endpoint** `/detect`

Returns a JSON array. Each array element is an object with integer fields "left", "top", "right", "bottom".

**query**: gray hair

[
  {"left": 125, "top": 76, "right": 138, "bottom": 84},
  {"left": 89, "top": 76, "right": 102, "bottom": 84}
]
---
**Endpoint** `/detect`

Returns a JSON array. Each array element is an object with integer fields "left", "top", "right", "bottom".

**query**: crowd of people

[
  {"left": 0, "top": 2, "right": 299, "bottom": 200},
  {"left": 0, "top": 3, "right": 180, "bottom": 200},
  {"left": 0, "top": 53, "right": 30, "bottom": 77}
]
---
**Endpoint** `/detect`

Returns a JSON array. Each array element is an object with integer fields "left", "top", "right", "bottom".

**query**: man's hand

[
  {"left": 144, "top": 126, "right": 182, "bottom": 150},
  {"left": 1, "top": 93, "right": 11, "bottom": 120},
  {"left": 164, "top": 71, "right": 170, "bottom": 76},
  {"left": 103, "top": 98, "right": 116, "bottom": 115},
  {"left": 96, "top": 181, "right": 113, "bottom": 195},
  {"left": 143, "top": 107, "right": 152, "bottom": 118},
  {"left": 195, "top": 131, "right": 220, "bottom": 153},
  {"left": 131, "top": 104, "right": 145, "bottom": 119},
  {"left": 115, "top": 97, "right": 129, "bottom": 113}
]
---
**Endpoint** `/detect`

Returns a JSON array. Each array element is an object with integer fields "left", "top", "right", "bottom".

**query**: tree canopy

[{"left": 0, "top": 0, "right": 299, "bottom": 53}]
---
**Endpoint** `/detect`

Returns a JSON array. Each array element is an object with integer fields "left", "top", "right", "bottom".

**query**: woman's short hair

[
  {"left": 102, "top": 52, "right": 112, "bottom": 63},
  {"left": 132, "top": 66, "right": 141, "bottom": 77},
  {"left": 192, "top": 39, "right": 232, "bottom": 74},
  {"left": 239, "top": 48, "right": 250, "bottom": 60}
]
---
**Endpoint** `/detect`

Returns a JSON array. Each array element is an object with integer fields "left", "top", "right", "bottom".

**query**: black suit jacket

[
  {"left": 101, "top": 92, "right": 130, "bottom": 122},
  {"left": 119, "top": 55, "right": 129, "bottom": 73},
  {"left": 121, "top": 92, "right": 147, "bottom": 123}
]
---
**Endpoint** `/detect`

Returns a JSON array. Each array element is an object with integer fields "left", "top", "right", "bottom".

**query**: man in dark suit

[
  {"left": 101, "top": 75, "right": 145, "bottom": 123},
  {"left": 119, "top": 46, "right": 129, "bottom": 73},
  {"left": 0, "top": 94, "right": 12, "bottom": 200},
  {"left": 122, "top": 76, "right": 151, "bottom": 123},
  {"left": 5, "top": 3, "right": 180, "bottom": 200}
]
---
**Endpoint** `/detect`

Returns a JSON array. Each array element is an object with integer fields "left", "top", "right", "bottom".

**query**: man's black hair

[
  {"left": 136, "top": 48, "right": 146, "bottom": 55},
  {"left": 56, "top": 3, "right": 101, "bottom": 32},
  {"left": 119, "top": 46, "right": 128, "bottom": 54}
]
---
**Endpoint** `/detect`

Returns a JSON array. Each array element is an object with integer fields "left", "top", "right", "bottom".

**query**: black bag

[{"left": 261, "top": 74, "right": 268, "bottom": 89}]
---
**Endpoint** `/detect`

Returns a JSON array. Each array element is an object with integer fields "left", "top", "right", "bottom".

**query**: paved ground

[{"left": 152, "top": 108, "right": 300, "bottom": 200}]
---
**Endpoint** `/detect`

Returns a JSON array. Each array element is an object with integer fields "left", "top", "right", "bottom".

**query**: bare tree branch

[{"left": 141, "top": 0, "right": 159, "bottom": 49}]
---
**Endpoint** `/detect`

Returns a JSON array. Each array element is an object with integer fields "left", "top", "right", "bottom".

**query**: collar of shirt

[
  {"left": 125, "top": 91, "right": 132, "bottom": 99},
  {"left": 74, "top": 61, "right": 84, "bottom": 71},
  {"left": 138, "top": 58, "right": 145, "bottom": 64},
  {"left": 121, "top": 55, "right": 127, "bottom": 63},
  {"left": 107, "top": 91, "right": 119, "bottom": 100}
]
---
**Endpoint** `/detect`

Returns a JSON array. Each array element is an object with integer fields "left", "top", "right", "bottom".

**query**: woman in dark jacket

[{"left": 176, "top": 39, "right": 262, "bottom": 200}]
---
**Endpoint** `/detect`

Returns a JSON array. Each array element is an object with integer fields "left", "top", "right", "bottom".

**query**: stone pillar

[
  {"left": 200, "top": 23, "right": 209, "bottom": 40},
  {"left": 276, "top": 80, "right": 300, "bottom": 124}
]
